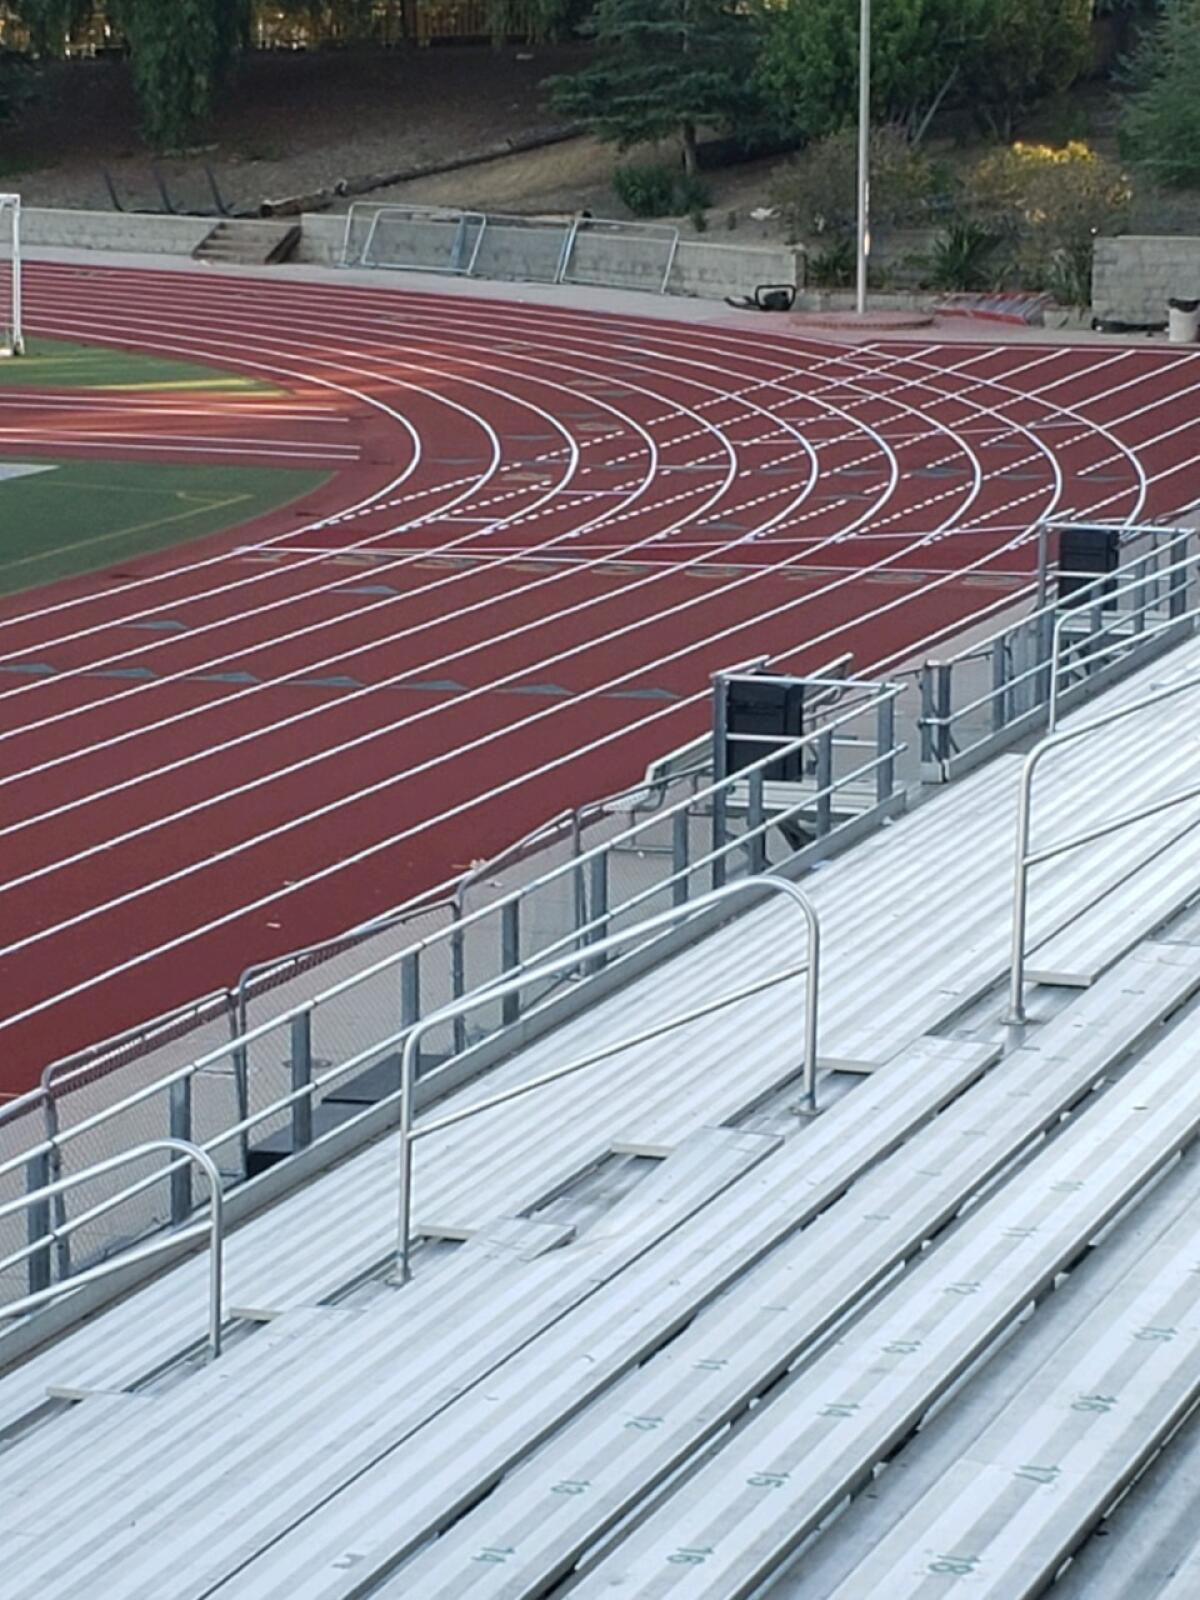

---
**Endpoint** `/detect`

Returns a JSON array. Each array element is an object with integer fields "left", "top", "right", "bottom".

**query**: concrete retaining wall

[
  {"left": 299, "top": 210, "right": 801, "bottom": 302},
  {"left": 1093, "top": 235, "right": 1200, "bottom": 327},
  {"left": 19, "top": 204, "right": 802, "bottom": 305},
  {"left": 23, "top": 207, "right": 214, "bottom": 256}
]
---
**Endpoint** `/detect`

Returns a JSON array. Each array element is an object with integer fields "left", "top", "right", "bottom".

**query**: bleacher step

[
  {"left": 565, "top": 997, "right": 1200, "bottom": 1597},
  {"left": 377, "top": 945, "right": 1200, "bottom": 1600},
  {"left": 823, "top": 1171, "right": 1200, "bottom": 1599}
]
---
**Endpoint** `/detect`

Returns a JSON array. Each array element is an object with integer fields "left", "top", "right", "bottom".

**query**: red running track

[{"left": 1, "top": 261, "right": 1199, "bottom": 1091}]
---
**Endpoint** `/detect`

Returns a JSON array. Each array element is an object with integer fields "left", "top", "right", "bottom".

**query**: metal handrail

[
  {"left": 927, "top": 527, "right": 1193, "bottom": 676},
  {"left": 395, "top": 875, "right": 821, "bottom": 1282},
  {"left": 1047, "top": 586, "right": 1200, "bottom": 734},
  {"left": 0, "top": 1138, "right": 224, "bottom": 1359},
  {"left": 0, "top": 687, "right": 888, "bottom": 1197},
  {"left": 1006, "top": 671, "right": 1200, "bottom": 1025}
]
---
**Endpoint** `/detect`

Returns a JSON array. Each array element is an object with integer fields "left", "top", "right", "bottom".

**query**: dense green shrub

[{"left": 612, "top": 163, "right": 713, "bottom": 218}]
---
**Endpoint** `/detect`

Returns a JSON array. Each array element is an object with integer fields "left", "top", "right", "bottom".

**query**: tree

[
  {"left": 961, "top": 0, "right": 1093, "bottom": 139},
  {"left": 1121, "top": 0, "right": 1200, "bottom": 187},
  {"left": 546, "top": 0, "right": 765, "bottom": 174},
  {"left": 756, "top": 0, "right": 1093, "bottom": 146},
  {"left": 112, "top": 0, "right": 250, "bottom": 149}
]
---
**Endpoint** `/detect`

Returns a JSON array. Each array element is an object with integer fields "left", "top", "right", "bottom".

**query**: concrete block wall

[{"left": 1093, "top": 235, "right": 1200, "bottom": 326}]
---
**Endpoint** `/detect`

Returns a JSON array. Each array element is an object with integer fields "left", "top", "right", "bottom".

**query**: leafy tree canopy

[
  {"left": 1120, "top": 0, "right": 1200, "bottom": 186},
  {"left": 547, "top": 0, "right": 766, "bottom": 172},
  {"left": 756, "top": 0, "right": 1093, "bottom": 146}
]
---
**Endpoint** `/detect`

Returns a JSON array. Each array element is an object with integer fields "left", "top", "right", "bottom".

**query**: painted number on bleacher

[
  {"left": 668, "top": 1547, "right": 714, "bottom": 1566},
  {"left": 694, "top": 1358, "right": 729, "bottom": 1371},
  {"left": 884, "top": 1340, "right": 921, "bottom": 1356},
  {"left": 1135, "top": 1325, "right": 1177, "bottom": 1342},
  {"left": 551, "top": 1480, "right": 590, "bottom": 1496},
  {"left": 820, "top": 1402, "right": 859, "bottom": 1419},
  {"left": 944, "top": 1281, "right": 981, "bottom": 1296},
  {"left": 1014, "top": 1464, "right": 1061, "bottom": 1485},
  {"left": 1072, "top": 1393, "right": 1117, "bottom": 1413},
  {"left": 747, "top": 1472, "right": 789, "bottom": 1489},
  {"left": 626, "top": 1415, "right": 664, "bottom": 1431},
  {"left": 473, "top": 1547, "right": 516, "bottom": 1565},
  {"left": 928, "top": 1555, "right": 980, "bottom": 1577}
]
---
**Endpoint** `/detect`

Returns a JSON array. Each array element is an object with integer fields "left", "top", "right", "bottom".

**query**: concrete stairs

[{"left": 192, "top": 219, "right": 300, "bottom": 267}]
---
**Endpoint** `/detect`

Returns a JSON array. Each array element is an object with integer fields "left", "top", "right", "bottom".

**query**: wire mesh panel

[
  {"left": 561, "top": 220, "right": 680, "bottom": 295},
  {"left": 467, "top": 217, "right": 572, "bottom": 284},
  {"left": 0, "top": 194, "right": 23, "bottom": 357},
  {"left": 0, "top": 1098, "right": 45, "bottom": 1304},
  {"left": 345, "top": 205, "right": 488, "bottom": 274}
]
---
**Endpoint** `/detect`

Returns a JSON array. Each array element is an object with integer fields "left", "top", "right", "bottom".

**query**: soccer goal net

[{"left": 0, "top": 195, "right": 24, "bottom": 357}]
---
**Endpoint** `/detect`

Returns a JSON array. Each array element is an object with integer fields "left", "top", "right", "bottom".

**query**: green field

[
  {"left": 0, "top": 458, "right": 327, "bottom": 594},
  {"left": 0, "top": 335, "right": 327, "bottom": 594},
  {"left": 2, "top": 336, "right": 277, "bottom": 392}
]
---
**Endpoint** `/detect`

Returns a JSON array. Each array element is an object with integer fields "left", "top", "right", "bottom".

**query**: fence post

[
  {"left": 290, "top": 1011, "right": 313, "bottom": 1153},
  {"left": 228, "top": 994, "right": 250, "bottom": 1184},
  {"left": 1035, "top": 608, "right": 1056, "bottom": 711},
  {"left": 25, "top": 1150, "right": 51, "bottom": 1297},
  {"left": 920, "top": 667, "right": 935, "bottom": 769},
  {"left": 815, "top": 730, "right": 833, "bottom": 838},
  {"left": 936, "top": 662, "right": 953, "bottom": 768},
  {"left": 746, "top": 770, "right": 767, "bottom": 874},
  {"left": 43, "top": 1095, "right": 70, "bottom": 1283},
  {"left": 571, "top": 809, "right": 588, "bottom": 961},
  {"left": 991, "top": 637, "right": 1008, "bottom": 734},
  {"left": 450, "top": 891, "right": 466, "bottom": 1055},
  {"left": 500, "top": 901, "right": 521, "bottom": 1026},
  {"left": 876, "top": 693, "right": 896, "bottom": 804},
  {"left": 586, "top": 852, "right": 609, "bottom": 973},
  {"left": 169, "top": 1077, "right": 193, "bottom": 1224},
  {"left": 711, "top": 673, "right": 728, "bottom": 890},
  {"left": 672, "top": 808, "right": 691, "bottom": 907}
]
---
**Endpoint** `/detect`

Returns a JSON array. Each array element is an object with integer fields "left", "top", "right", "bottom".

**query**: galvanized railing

[
  {"left": 920, "top": 525, "right": 1198, "bottom": 782},
  {"left": 1006, "top": 671, "right": 1200, "bottom": 1026},
  {"left": 0, "top": 1139, "right": 224, "bottom": 1360},
  {"left": 394, "top": 875, "right": 822, "bottom": 1282},
  {"left": 340, "top": 203, "right": 680, "bottom": 293},
  {"left": 0, "top": 677, "right": 903, "bottom": 1305}
]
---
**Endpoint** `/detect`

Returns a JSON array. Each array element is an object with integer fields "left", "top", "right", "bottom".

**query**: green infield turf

[
  {"left": 0, "top": 458, "right": 327, "bottom": 594},
  {"left": 0, "top": 336, "right": 277, "bottom": 392}
]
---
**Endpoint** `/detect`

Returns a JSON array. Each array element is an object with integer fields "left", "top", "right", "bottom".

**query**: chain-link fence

[{"left": 0, "top": 675, "right": 906, "bottom": 1308}]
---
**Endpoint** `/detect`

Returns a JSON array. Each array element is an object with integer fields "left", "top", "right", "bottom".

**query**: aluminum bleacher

[{"left": 5, "top": 627, "right": 1200, "bottom": 1597}]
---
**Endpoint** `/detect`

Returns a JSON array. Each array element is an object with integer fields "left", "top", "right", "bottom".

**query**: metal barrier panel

[
  {"left": 351, "top": 206, "right": 489, "bottom": 275},
  {"left": 467, "top": 217, "right": 571, "bottom": 284},
  {"left": 561, "top": 221, "right": 680, "bottom": 295},
  {"left": 919, "top": 525, "right": 1200, "bottom": 782}
]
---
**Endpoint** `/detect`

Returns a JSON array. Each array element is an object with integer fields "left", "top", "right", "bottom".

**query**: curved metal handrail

[
  {"left": 395, "top": 875, "right": 821, "bottom": 1282},
  {"left": 1006, "top": 670, "right": 1200, "bottom": 1026},
  {"left": 0, "top": 1138, "right": 225, "bottom": 1360}
]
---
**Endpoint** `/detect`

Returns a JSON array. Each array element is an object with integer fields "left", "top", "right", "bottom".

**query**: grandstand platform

[{"left": 4, "top": 611, "right": 1200, "bottom": 1598}]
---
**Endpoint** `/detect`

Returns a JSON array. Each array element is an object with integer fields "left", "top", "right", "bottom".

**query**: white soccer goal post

[{"left": 0, "top": 195, "right": 24, "bottom": 357}]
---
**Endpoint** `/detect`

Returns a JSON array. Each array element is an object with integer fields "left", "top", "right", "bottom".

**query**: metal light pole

[{"left": 856, "top": 0, "right": 871, "bottom": 315}]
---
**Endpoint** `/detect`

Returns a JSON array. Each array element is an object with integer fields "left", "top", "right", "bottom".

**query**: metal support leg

[
  {"left": 450, "top": 898, "right": 466, "bottom": 1055},
  {"left": 672, "top": 810, "right": 690, "bottom": 907},
  {"left": 815, "top": 730, "right": 833, "bottom": 838},
  {"left": 587, "top": 853, "right": 609, "bottom": 973},
  {"left": 25, "top": 1151, "right": 51, "bottom": 1297},
  {"left": 747, "top": 770, "right": 767, "bottom": 874},
  {"left": 169, "top": 1077, "right": 193, "bottom": 1224},
  {"left": 876, "top": 695, "right": 895, "bottom": 804},
  {"left": 290, "top": 1011, "right": 313, "bottom": 1153},
  {"left": 501, "top": 900, "right": 521, "bottom": 1025}
]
